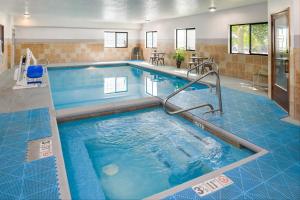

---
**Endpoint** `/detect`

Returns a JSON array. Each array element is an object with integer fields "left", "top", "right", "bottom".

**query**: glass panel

[
  {"left": 251, "top": 24, "right": 268, "bottom": 54},
  {"left": 274, "top": 15, "right": 289, "bottom": 90},
  {"left": 153, "top": 32, "right": 157, "bottom": 48},
  {"left": 146, "top": 32, "right": 152, "bottom": 48},
  {"left": 186, "top": 29, "right": 195, "bottom": 50},
  {"left": 231, "top": 25, "right": 250, "bottom": 54},
  {"left": 176, "top": 29, "right": 186, "bottom": 49},
  {"left": 104, "top": 32, "right": 115, "bottom": 48},
  {"left": 116, "top": 77, "right": 127, "bottom": 92},
  {"left": 116, "top": 32, "right": 127, "bottom": 47}
]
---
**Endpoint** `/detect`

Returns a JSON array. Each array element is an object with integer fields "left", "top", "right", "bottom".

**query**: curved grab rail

[{"left": 163, "top": 70, "right": 223, "bottom": 115}]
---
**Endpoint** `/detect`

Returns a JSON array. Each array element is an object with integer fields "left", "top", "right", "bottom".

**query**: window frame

[
  {"left": 104, "top": 31, "right": 128, "bottom": 48},
  {"left": 146, "top": 31, "right": 157, "bottom": 48},
  {"left": 230, "top": 22, "right": 268, "bottom": 56},
  {"left": 176, "top": 28, "right": 196, "bottom": 51}
]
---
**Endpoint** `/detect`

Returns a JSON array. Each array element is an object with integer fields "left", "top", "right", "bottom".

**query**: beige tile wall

[
  {"left": 142, "top": 39, "right": 268, "bottom": 83},
  {"left": 15, "top": 40, "right": 140, "bottom": 64}
]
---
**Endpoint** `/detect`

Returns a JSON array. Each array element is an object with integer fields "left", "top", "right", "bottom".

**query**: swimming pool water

[
  {"left": 48, "top": 64, "right": 207, "bottom": 109},
  {"left": 59, "top": 108, "right": 253, "bottom": 200}
]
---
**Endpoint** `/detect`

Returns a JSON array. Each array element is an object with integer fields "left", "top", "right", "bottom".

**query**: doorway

[
  {"left": 0, "top": 25, "right": 3, "bottom": 53},
  {"left": 271, "top": 9, "right": 290, "bottom": 111}
]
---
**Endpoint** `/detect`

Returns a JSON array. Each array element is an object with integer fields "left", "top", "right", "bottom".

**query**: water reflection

[
  {"left": 104, "top": 77, "right": 128, "bottom": 94},
  {"left": 145, "top": 76, "right": 158, "bottom": 96}
]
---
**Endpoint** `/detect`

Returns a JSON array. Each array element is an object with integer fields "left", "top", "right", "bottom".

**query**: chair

[
  {"left": 157, "top": 53, "right": 165, "bottom": 65},
  {"left": 149, "top": 50, "right": 158, "bottom": 64},
  {"left": 253, "top": 67, "right": 268, "bottom": 89},
  {"left": 188, "top": 53, "right": 197, "bottom": 69}
]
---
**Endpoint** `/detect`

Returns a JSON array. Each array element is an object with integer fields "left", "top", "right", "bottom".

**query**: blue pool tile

[
  {"left": 244, "top": 183, "right": 270, "bottom": 200},
  {"left": 0, "top": 164, "right": 25, "bottom": 178},
  {"left": 0, "top": 108, "right": 58, "bottom": 200},
  {"left": 265, "top": 173, "right": 294, "bottom": 199},
  {"left": 0, "top": 192, "right": 19, "bottom": 200},
  {"left": 231, "top": 194, "right": 253, "bottom": 200},
  {"left": 265, "top": 184, "right": 291, "bottom": 200},
  {"left": 26, "top": 169, "right": 58, "bottom": 186},
  {"left": 0, "top": 178, "right": 23, "bottom": 198},
  {"left": 22, "top": 179, "right": 55, "bottom": 198},
  {"left": 24, "top": 157, "right": 57, "bottom": 178},
  {"left": 165, "top": 188, "right": 201, "bottom": 200},
  {"left": 23, "top": 186, "right": 60, "bottom": 200},
  {"left": 240, "top": 160, "right": 263, "bottom": 180},
  {"left": 209, "top": 183, "right": 242, "bottom": 200}
]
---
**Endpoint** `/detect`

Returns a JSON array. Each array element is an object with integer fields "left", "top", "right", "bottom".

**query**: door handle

[{"left": 284, "top": 60, "right": 289, "bottom": 73}]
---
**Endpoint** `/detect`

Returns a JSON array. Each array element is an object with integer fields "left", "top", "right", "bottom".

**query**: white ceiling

[{"left": 0, "top": 0, "right": 267, "bottom": 23}]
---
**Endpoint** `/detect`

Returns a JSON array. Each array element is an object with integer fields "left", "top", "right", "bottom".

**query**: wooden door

[
  {"left": 271, "top": 9, "right": 290, "bottom": 111},
  {"left": 0, "top": 25, "right": 4, "bottom": 53}
]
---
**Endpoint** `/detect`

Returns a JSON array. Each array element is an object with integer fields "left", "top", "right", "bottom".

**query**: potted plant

[{"left": 172, "top": 48, "right": 186, "bottom": 68}]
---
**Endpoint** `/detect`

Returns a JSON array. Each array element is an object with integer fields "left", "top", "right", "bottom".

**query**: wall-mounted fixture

[
  {"left": 24, "top": 12, "right": 31, "bottom": 18},
  {"left": 24, "top": 0, "right": 31, "bottom": 18},
  {"left": 209, "top": 0, "right": 217, "bottom": 12}
]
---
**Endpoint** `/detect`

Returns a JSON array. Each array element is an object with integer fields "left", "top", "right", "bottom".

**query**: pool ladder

[{"left": 163, "top": 62, "right": 223, "bottom": 115}]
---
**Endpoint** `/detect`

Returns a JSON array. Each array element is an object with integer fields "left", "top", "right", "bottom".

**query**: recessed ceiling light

[{"left": 209, "top": 6, "right": 217, "bottom": 12}]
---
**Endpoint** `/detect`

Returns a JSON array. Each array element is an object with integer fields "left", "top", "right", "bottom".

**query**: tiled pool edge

[
  {"left": 45, "top": 71, "right": 72, "bottom": 200},
  {"left": 56, "top": 97, "right": 161, "bottom": 122}
]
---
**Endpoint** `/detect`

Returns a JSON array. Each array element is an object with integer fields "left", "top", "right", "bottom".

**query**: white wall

[
  {"left": 14, "top": 15, "right": 142, "bottom": 41},
  {"left": 15, "top": 27, "right": 141, "bottom": 41},
  {"left": 268, "top": 0, "right": 300, "bottom": 46},
  {"left": 141, "top": 2, "right": 268, "bottom": 40},
  {"left": 0, "top": 12, "right": 13, "bottom": 39}
]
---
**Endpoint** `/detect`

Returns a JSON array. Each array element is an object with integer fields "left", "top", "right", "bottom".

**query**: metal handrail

[{"left": 163, "top": 70, "right": 223, "bottom": 115}]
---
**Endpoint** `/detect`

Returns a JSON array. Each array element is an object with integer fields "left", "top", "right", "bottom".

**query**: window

[
  {"left": 176, "top": 28, "right": 195, "bottom": 51},
  {"left": 104, "top": 77, "right": 127, "bottom": 94},
  {"left": 146, "top": 31, "right": 157, "bottom": 48},
  {"left": 230, "top": 23, "right": 268, "bottom": 55},
  {"left": 251, "top": 23, "right": 268, "bottom": 54},
  {"left": 104, "top": 32, "right": 128, "bottom": 48}
]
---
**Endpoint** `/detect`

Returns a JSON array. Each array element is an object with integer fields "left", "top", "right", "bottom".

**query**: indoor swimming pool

[
  {"left": 48, "top": 64, "right": 207, "bottom": 109},
  {"left": 58, "top": 107, "right": 254, "bottom": 200}
]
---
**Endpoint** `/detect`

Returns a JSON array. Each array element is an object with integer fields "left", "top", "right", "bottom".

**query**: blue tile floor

[
  {"left": 0, "top": 86, "right": 299, "bottom": 200},
  {"left": 165, "top": 87, "right": 300, "bottom": 199},
  {"left": 0, "top": 108, "right": 60, "bottom": 200}
]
